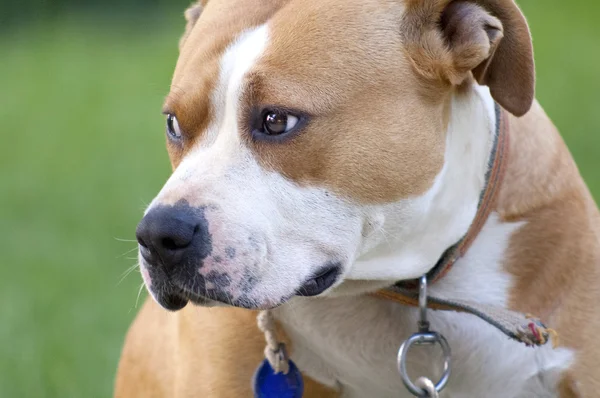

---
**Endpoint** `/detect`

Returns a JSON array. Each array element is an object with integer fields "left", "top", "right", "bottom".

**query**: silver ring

[{"left": 397, "top": 332, "right": 451, "bottom": 397}]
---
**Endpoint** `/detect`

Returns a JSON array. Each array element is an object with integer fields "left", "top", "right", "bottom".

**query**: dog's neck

[{"left": 341, "top": 85, "right": 498, "bottom": 293}]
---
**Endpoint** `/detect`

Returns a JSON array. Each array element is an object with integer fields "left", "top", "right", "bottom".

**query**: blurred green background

[{"left": 0, "top": 0, "right": 598, "bottom": 397}]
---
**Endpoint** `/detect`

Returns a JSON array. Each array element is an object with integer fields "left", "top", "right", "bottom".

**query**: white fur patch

[{"left": 428, "top": 213, "right": 519, "bottom": 305}]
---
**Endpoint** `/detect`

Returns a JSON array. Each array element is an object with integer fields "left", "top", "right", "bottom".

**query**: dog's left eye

[
  {"left": 262, "top": 110, "right": 299, "bottom": 136},
  {"left": 166, "top": 114, "right": 182, "bottom": 139}
]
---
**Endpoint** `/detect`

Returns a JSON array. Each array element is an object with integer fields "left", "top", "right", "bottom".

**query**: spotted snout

[
  {"left": 136, "top": 198, "right": 346, "bottom": 311},
  {"left": 135, "top": 200, "right": 275, "bottom": 310}
]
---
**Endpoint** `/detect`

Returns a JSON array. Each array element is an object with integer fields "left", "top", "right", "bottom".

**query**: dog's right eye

[{"left": 166, "top": 114, "right": 182, "bottom": 140}]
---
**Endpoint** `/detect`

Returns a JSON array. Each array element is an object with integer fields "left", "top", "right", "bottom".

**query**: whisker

[
  {"left": 117, "top": 246, "right": 139, "bottom": 258},
  {"left": 114, "top": 237, "right": 137, "bottom": 243},
  {"left": 135, "top": 282, "right": 146, "bottom": 309},
  {"left": 118, "top": 263, "right": 140, "bottom": 286}
]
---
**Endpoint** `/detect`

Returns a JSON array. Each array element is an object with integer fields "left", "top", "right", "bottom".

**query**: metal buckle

[{"left": 397, "top": 276, "right": 451, "bottom": 397}]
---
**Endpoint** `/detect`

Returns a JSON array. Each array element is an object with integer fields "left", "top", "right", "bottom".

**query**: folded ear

[
  {"left": 402, "top": 0, "right": 535, "bottom": 116},
  {"left": 179, "top": 2, "right": 204, "bottom": 49}
]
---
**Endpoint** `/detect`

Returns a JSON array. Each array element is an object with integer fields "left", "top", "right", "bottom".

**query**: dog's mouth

[
  {"left": 295, "top": 263, "right": 342, "bottom": 297},
  {"left": 146, "top": 262, "right": 342, "bottom": 311}
]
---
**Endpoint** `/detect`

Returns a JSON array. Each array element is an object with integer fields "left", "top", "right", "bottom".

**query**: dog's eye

[
  {"left": 166, "top": 114, "right": 182, "bottom": 139},
  {"left": 263, "top": 110, "right": 299, "bottom": 136}
]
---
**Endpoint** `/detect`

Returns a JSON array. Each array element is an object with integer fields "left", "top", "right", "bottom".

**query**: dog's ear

[
  {"left": 402, "top": 0, "right": 535, "bottom": 116},
  {"left": 179, "top": 2, "right": 205, "bottom": 49}
]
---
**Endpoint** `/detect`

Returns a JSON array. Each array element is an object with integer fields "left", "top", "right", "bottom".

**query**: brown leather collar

[{"left": 374, "top": 103, "right": 510, "bottom": 300}]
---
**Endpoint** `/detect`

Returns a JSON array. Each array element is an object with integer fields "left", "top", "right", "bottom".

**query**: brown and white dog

[{"left": 115, "top": 0, "right": 600, "bottom": 396}]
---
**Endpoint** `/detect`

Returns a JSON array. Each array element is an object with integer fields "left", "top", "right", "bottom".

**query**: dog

[{"left": 115, "top": 0, "right": 600, "bottom": 396}]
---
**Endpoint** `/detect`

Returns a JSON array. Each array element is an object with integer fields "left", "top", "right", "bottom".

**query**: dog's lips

[
  {"left": 142, "top": 255, "right": 343, "bottom": 310},
  {"left": 295, "top": 263, "right": 342, "bottom": 297}
]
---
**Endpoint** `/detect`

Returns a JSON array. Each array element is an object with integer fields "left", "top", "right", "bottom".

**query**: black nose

[{"left": 136, "top": 202, "right": 211, "bottom": 272}]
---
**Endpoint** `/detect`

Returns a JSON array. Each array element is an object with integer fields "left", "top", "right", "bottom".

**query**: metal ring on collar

[{"left": 397, "top": 331, "right": 451, "bottom": 397}]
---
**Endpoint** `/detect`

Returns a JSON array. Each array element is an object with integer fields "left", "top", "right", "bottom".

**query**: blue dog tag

[{"left": 253, "top": 358, "right": 304, "bottom": 398}]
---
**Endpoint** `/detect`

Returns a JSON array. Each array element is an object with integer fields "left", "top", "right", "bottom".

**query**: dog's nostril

[
  {"left": 136, "top": 235, "right": 149, "bottom": 249},
  {"left": 136, "top": 203, "right": 210, "bottom": 270},
  {"left": 161, "top": 237, "right": 179, "bottom": 251}
]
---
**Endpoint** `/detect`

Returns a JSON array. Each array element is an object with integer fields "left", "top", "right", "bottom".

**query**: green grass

[
  {"left": 520, "top": 0, "right": 600, "bottom": 196},
  {"left": 0, "top": 13, "right": 178, "bottom": 398},
  {"left": 0, "top": 1, "right": 598, "bottom": 397}
]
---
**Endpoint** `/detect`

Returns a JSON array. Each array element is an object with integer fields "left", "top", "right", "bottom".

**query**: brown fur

[
  {"left": 498, "top": 101, "right": 600, "bottom": 397},
  {"left": 246, "top": 0, "right": 534, "bottom": 202},
  {"left": 240, "top": 0, "right": 446, "bottom": 203},
  {"left": 115, "top": 299, "right": 338, "bottom": 397},
  {"left": 559, "top": 372, "right": 583, "bottom": 398},
  {"left": 242, "top": 0, "right": 533, "bottom": 202}
]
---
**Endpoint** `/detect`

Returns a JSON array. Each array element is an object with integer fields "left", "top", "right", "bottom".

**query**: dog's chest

[
  {"left": 276, "top": 298, "right": 570, "bottom": 398},
  {"left": 273, "top": 214, "right": 574, "bottom": 397}
]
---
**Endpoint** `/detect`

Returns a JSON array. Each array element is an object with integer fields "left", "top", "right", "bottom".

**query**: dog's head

[{"left": 136, "top": 0, "right": 534, "bottom": 310}]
